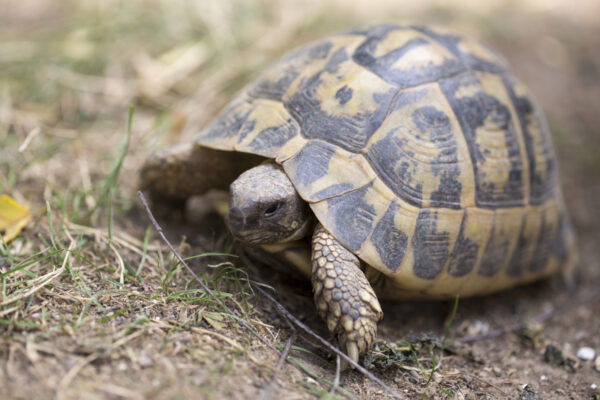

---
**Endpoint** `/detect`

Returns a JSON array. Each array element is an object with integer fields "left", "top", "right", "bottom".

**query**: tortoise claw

[
  {"left": 346, "top": 341, "right": 359, "bottom": 369},
  {"left": 311, "top": 223, "right": 383, "bottom": 367}
]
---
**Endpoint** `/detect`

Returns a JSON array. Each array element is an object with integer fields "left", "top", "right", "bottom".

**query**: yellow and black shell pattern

[{"left": 196, "top": 24, "right": 577, "bottom": 298}]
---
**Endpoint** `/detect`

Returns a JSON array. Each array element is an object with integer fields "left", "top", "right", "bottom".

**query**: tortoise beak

[
  {"left": 227, "top": 206, "right": 262, "bottom": 243},
  {"left": 227, "top": 206, "right": 245, "bottom": 232},
  {"left": 226, "top": 207, "right": 276, "bottom": 244}
]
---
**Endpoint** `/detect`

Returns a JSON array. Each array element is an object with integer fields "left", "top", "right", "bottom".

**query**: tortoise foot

[{"left": 311, "top": 223, "right": 383, "bottom": 368}]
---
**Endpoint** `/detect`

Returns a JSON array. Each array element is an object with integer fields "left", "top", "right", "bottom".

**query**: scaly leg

[
  {"left": 311, "top": 223, "right": 383, "bottom": 366},
  {"left": 140, "top": 143, "right": 262, "bottom": 204}
]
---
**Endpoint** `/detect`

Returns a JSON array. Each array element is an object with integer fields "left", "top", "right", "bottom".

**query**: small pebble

[
  {"left": 544, "top": 344, "right": 565, "bottom": 365},
  {"left": 564, "top": 343, "right": 572, "bottom": 352},
  {"left": 306, "top": 377, "right": 317, "bottom": 385},
  {"left": 590, "top": 383, "right": 597, "bottom": 390},
  {"left": 577, "top": 346, "right": 595, "bottom": 360},
  {"left": 473, "top": 320, "right": 489, "bottom": 334},
  {"left": 540, "top": 375, "right": 548, "bottom": 382},
  {"left": 595, "top": 356, "right": 600, "bottom": 372},
  {"left": 519, "top": 384, "right": 541, "bottom": 400},
  {"left": 138, "top": 351, "right": 153, "bottom": 368},
  {"left": 575, "top": 330, "right": 588, "bottom": 340}
]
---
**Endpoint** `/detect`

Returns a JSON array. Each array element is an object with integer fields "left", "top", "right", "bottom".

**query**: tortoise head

[{"left": 227, "top": 163, "right": 312, "bottom": 244}]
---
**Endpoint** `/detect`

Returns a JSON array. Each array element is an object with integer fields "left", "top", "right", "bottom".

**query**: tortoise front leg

[
  {"left": 311, "top": 223, "right": 383, "bottom": 366},
  {"left": 140, "top": 143, "right": 262, "bottom": 204}
]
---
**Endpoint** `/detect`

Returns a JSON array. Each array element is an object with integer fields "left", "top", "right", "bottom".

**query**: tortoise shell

[{"left": 195, "top": 24, "right": 577, "bottom": 298}]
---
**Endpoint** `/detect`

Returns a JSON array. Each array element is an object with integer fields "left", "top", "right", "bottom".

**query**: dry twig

[
  {"left": 330, "top": 353, "right": 341, "bottom": 396},
  {"left": 466, "top": 373, "right": 508, "bottom": 396},
  {"left": 137, "top": 191, "right": 403, "bottom": 400},
  {"left": 138, "top": 191, "right": 283, "bottom": 355}
]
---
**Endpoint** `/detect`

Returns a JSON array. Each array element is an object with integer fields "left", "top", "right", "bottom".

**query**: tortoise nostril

[{"left": 227, "top": 207, "right": 245, "bottom": 228}]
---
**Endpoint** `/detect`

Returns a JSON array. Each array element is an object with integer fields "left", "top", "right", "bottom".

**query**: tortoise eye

[{"left": 264, "top": 202, "right": 282, "bottom": 217}]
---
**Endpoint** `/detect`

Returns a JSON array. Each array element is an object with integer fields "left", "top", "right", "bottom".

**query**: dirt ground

[{"left": 1, "top": 1, "right": 599, "bottom": 399}]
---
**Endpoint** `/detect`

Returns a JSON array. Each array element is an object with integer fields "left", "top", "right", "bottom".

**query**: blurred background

[
  {"left": 1, "top": 0, "right": 599, "bottom": 234},
  {"left": 1, "top": 1, "right": 599, "bottom": 398}
]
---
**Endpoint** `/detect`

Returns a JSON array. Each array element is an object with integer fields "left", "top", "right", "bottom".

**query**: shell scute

[
  {"left": 503, "top": 75, "right": 556, "bottom": 205},
  {"left": 477, "top": 208, "right": 523, "bottom": 277},
  {"left": 353, "top": 25, "right": 464, "bottom": 89},
  {"left": 413, "top": 25, "right": 507, "bottom": 73},
  {"left": 447, "top": 209, "right": 481, "bottom": 277},
  {"left": 197, "top": 96, "right": 300, "bottom": 158},
  {"left": 283, "top": 40, "right": 398, "bottom": 153},
  {"left": 507, "top": 207, "right": 543, "bottom": 277},
  {"left": 529, "top": 211, "right": 557, "bottom": 272},
  {"left": 365, "top": 82, "right": 474, "bottom": 209},
  {"left": 370, "top": 201, "right": 409, "bottom": 272},
  {"left": 249, "top": 41, "right": 334, "bottom": 101},
  {"left": 235, "top": 100, "right": 300, "bottom": 158},
  {"left": 282, "top": 140, "right": 376, "bottom": 202},
  {"left": 439, "top": 71, "right": 528, "bottom": 208},
  {"left": 411, "top": 209, "right": 452, "bottom": 280},
  {"left": 198, "top": 95, "right": 254, "bottom": 150},
  {"left": 322, "top": 184, "right": 376, "bottom": 252}
]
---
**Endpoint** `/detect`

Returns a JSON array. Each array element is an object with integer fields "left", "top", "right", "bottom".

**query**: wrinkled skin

[{"left": 227, "top": 164, "right": 313, "bottom": 244}]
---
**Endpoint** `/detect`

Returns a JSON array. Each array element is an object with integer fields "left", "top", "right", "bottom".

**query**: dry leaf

[
  {"left": 203, "top": 311, "right": 227, "bottom": 330},
  {"left": 0, "top": 194, "right": 32, "bottom": 243}
]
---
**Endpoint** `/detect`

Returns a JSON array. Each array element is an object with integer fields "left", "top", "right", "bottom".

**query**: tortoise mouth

[
  {"left": 229, "top": 225, "right": 292, "bottom": 245},
  {"left": 232, "top": 231, "right": 278, "bottom": 245},
  {"left": 227, "top": 207, "right": 288, "bottom": 244}
]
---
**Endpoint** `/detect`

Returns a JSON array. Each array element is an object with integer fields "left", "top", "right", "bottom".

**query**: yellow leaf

[
  {"left": 203, "top": 311, "right": 227, "bottom": 330},
  {"left": 0, "top": 195, "right": 32, "bottom": 243}
]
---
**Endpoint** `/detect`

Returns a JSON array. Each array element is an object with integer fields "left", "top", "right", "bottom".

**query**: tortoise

[{"left": 141, "top": 24, "right": 577, "bottom": 365}]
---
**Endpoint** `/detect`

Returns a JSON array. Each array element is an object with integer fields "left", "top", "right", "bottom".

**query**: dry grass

[{"left": 1, "top": 0, "right": 599, "bottom": 399}]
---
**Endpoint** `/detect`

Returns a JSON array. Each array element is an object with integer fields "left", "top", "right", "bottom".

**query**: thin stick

[
  {"left": 330, "top": 353, "right": 341, "bottom": 395},
  {"left": 137, "top": 191, "right": 281, "bottom": 356},
  {"left": 190, "top": 327, "right": 244, "bottom": 351},
  {"left": 138, "top": 191, "right": 403, "bottom": 400},
  {"left": 258, "top": 331, "right": 297, "bottom": 400},
  {"left": 272, "top": 332, "right": 296, "bottom": 382},
  {"left": 253, "top": 285, "right": 402, "bottom": 400},
  {"left": 466, "top": 373, "right": 508, "bottom": 396}
]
